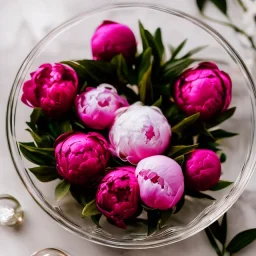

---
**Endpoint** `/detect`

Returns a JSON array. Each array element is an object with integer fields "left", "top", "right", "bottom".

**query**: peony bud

[
  {"left": 174, "top": 62, "right": 232, "bottom": 120},
  {"left": 96, "top": 166, "right": 140, "bottom": 228},
  {"left": 21, "top": 63, "right": 78, "bottom": 117},
  {"left": 91, "top": 20, "right": 137, "bottom": 62},
  {"left": 54, "top": 132, "right": 109, "bottom": 185},
  {"left": 184, "top": 149, "right": 221, "bottom": 191},
  {"left": 135, "top": 155, "right": 184, "bottom": 210},
  {"left": 75, "top": 84, "right": 129, "bottom": 130}
]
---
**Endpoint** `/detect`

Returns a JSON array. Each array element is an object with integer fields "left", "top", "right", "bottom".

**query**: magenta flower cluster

[{"left": 21, "top": 20, "right": 232, "bottom": 228}]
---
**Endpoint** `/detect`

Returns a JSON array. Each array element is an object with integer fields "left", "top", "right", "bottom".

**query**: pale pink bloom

[
  {"left": 135, "top": 155, "right": 184, "bottom": 210},
  {"left": 109, "top": 103, "right": 171, "bottom": 164},
  {"left": 75, "top": 84, "right": 128, "bottom": 130}
]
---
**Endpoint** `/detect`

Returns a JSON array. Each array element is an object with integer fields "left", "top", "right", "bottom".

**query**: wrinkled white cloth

[{"left": 0, "top": 0, "right": 255, "bottom": 255}]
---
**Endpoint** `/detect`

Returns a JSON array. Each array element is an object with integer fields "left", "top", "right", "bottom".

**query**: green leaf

[
  {"left": 62, "top": 60, "right": 114, "bottom": 87},
  {"left": 169, "top": 45, "right": 176, "bottom": 55},
  {"left": 186, "top": 190, "right": 216, "bottom": 200},
  {"left": 152, "top": 96, "right": 162, "bottom": 107},
  {"left": 26, "top": 129, "right": 43, "bottom": 145},
  {"left": 26, "top": 121, "right": 36, "bottom": 132},
  {"left": 205, "top": 228, "right": 222, "bottom": 256},
  {"left": 220, "top": 212, "right": 227, "bottom": 245},
  {"left": 180, "top": 45, "right": 207, "bottom": 59},
  {"left": 174, "top": 155, "right": 185, "bottom": 166},
  {"left": 159, "top": 209, "right": 173, "bottom": 228},
  {"left": 20, "top": 142, "right": 36, "bottom": 147},
  {"left": 154, "top": 28, "right": 164, "bottom": 60},
  {"left": 210, "top": 129, "right": 238, "bottom": 140},
  {"left": 220, "top": 152, "right": 227, "bottom": 163},
  {"left": 196, "top": 0, "right": 207, "bottom": 12},
  {"left": 237, "top": 0, "right": 247, "bottom": 12},
  {"left": 211, "top": 0, "right": 227, "bottom": 15},
  {"left": 80, "top": 81, "right": 88, "bottom": 92},
  {"left": 144, "top": 29, "right": 162, "bottom": 76},
  {"left": 139, "top": 21, "right": 149, "bottom": 50},
  {"left": 197, "top": 136, "right": 221, "bottom": 152},
  {"left": 164, "top": 104, "right": 185, "bottom": 124},
  {"left": 138, "top": 48, "right": 154, "bottom": 105},
  {"left": 72, "top": 121, "right": 86, "bottom": 130},
  {"left": 210, "top": 180, "right": 233, "bottom": 191},
  {"left": 55, "top": 180, "right": 71, "bottom": 201},
  {"left": 59, "top": 120, "right": 73, "bottom": 134},
  {"left": 26, "top": 129, "right": 54, "bottom": 148},
  {"left": 29, "top": 166, "right": 58, "bottom": 182},
  {"left": 227, "top": 229, "right": 256, "bottom": 254},
  {"left": 138, "top": 48, "right": 152, "bottom": 82},
  {"left": 69, "top": 185, "right": 97, "bottom": 207},
  {"left": 207, "top": 214, "right": 228, "bottom": 246},
  {"left": 208, "top": 219, "right": 223, "bottom": 244},
  {"left": 206, "top": 107, "right": 236, "bottom": 128},
  {"left": 168, "top": 144, "right": 198, "bottom": 158},
  {"left": 172, "top": 113, "right": 200, "bottom": 137},
  {"left": 91, "top": 214, "right": 102, "bottom": 227},
  {"left": 147, "top": 210, "right": 161, "bottom": 236},
  {"left": 111, "top": 54, "right": 133, "bottom": 84},
  {"left": 82, "top": 199, "right": 100, "bottom": 217},
  {"left": 19, "top": 143, "right": 55, "bottom": 166},
  {"left": 170, "top": 39, "right": 187, "bottom": 60},
  {"left": 160, "top": 58, "right": 196, "bottom": 84},
  {"left": 30, "top": 108, "right": 42, "bottom": 124},
  {"left": 199, "top": 123, "right": 215, "bottom": 140}
]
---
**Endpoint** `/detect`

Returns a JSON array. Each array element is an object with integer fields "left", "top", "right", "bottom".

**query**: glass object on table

[
  {"left": 31, "top": 248, "right": 69, "bottom": 256},
  {"left": 0, "top": 194, "right": 24, "bottom": 226}
]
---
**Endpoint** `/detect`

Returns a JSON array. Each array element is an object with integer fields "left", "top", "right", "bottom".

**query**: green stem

[
  {"left": 202, "top": 14, "right": 256, "bottom": 51},
  {"left": 236, "top": 0, "right": 247, "bottom": 12}
]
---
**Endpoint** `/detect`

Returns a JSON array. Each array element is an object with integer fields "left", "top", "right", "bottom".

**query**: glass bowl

[{"left": 6, "top": 2, "right": 256, "bottom": 249}]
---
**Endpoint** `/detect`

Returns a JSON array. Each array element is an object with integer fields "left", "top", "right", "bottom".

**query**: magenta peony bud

[
  {"left": 91, "top": 20, "right": 137, "bottom": 62},
  {"left": 109, "top": 103, "right": 171, "bottom": 165},
  {"left": 184, "top": 149, "right": 221, "bottom": 191},
  {"left": 54, "top": 132, "right": 110, "bottom": 185},
  {"left": 21, "top": 63, "right": 78, "bottom": 117},
  {"left": 135, "top": 155, "right": 184, "bottom": 210},
  {"left": 75, "top": 84, "right": 129, "bottom": 130},
  {"left": 174, "top": 62, "right": 232, "bottom": 120},
  {"left": 96, "top": 166, "right": 140, "bottom": 229}
]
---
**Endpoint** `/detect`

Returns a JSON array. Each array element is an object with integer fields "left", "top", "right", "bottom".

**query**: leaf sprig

[{"left": 205, "top": 213, "right": 256, "bottom": 255}]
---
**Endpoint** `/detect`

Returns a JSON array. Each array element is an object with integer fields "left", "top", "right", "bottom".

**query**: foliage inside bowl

[{"left": 18, "top": 19, "right": 238, "bottom": 236}]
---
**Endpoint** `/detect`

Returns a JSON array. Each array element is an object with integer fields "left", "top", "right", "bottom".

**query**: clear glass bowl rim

[{"left": 6, "top": 2, "right": 256, "bottom": 249}]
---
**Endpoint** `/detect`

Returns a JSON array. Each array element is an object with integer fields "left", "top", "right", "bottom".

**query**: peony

[
  {"left": 21, "top": 63, "right": 78, "bottom": 117},
  {"left": 109, "top": 103, "right": 171, "bottom": 164},
  {"left": 173, "top": 62, "right": 232, "bottom": 120},
  {"left": 135, "top": 155, "right": 184, "bottom": 210},
  {"left": 75, "top": 84, "right": 129, "bottom": 130},
  {"left": 91, "top": 20, "right": 137, "bottom": 62},
  {"left": 54, "top": 132, "right": 109, "bottom": 185},
  {"left": 96, "top": 166, "right": 140, "bottom": 228},
  {"left": 184, "top": 149, "right": 221, "bottom": 191}
]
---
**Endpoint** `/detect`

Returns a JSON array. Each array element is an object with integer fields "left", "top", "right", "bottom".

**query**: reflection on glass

[{"left": 31, "top": 248, "right": 69, "bottom": 256}]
